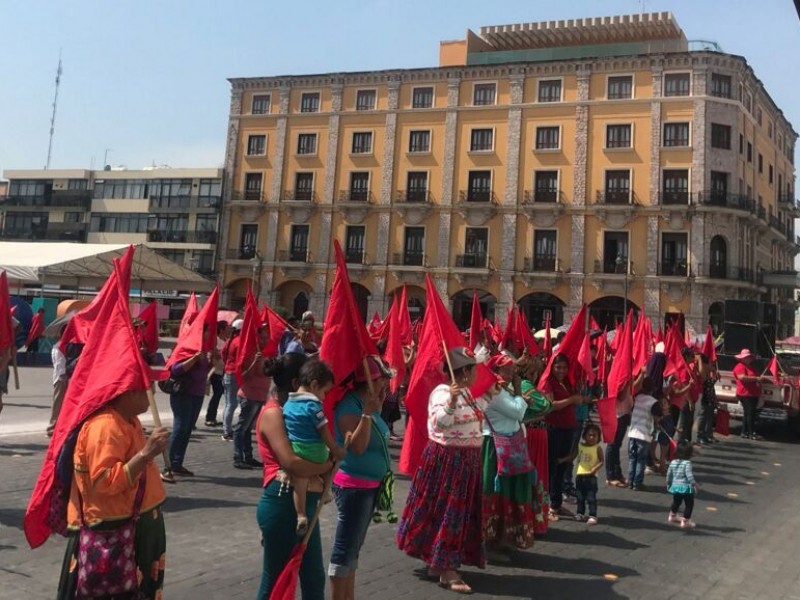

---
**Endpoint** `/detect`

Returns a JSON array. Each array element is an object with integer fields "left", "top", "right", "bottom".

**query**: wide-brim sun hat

[
  {"left": 735, "top": 348, "right": 753, "bottom": 360},
  {"left": 448, "top": 346, "right": 477, "bottom": 371},
  {"left": 355, "top": 355, "right": 394, "bottom": 382}
]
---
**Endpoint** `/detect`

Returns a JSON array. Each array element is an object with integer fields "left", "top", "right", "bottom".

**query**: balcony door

[
  {"left": 603, "top": 231, "right": 629, "bottom": 273},
  {"left": 239, "top": 224, "right": 258, "bottom": 259},
  {"left": 403, "top": 227, "right": 425, "bottom": 266},
  {"left": 463, "top": 227, "right": 488, "bottom": 267},
  {"left": 661, "top": 233, "right": 688, "bottom": 275}
]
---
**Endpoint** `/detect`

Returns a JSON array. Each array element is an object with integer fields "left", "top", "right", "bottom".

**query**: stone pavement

[{"left": 2, "top": 366, "right": 800, "bottom": 599}]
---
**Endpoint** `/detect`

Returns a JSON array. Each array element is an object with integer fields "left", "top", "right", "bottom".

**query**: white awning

[{"left": 0, "top": 242, "right": 214, "bottom": 292}]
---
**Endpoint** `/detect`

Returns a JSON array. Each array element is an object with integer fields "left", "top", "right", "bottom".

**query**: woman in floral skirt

[{"left": 396, "top": 347, "right": 485, "bottom": 594}]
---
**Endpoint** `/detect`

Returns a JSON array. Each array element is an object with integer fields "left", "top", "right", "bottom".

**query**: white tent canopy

[{"left": 0, "top": 242, "right": 214, "bottom": 292}]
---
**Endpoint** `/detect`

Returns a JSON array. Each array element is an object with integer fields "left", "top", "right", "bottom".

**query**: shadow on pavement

[
  {"left": 163, "top": 495, "right": 253, "bottom": 512},
  {"left": 0, "top": 507, "right": 26, "bottom": 531},
  {"left": 0, "top": 442, "right": 48, "bottom": 456},
  {"left": 513, "top": 552, "right": 639, "bottom": 579},
  {"left": 468, "top": 572, "right": 631, "bottom": 599},
  {"left": 540, "top": 526, "right": 649, "bottom": 550},
  {"left": 602, "top": 497, "right": 668, "bottom": 514},
  {"left": 2, "top": 402, "right": 50, "bottom": 410}
]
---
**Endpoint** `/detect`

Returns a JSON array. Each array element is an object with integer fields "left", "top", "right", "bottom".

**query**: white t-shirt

[{"left": 628, "top": 393, "right": 658, "bottom": 441}]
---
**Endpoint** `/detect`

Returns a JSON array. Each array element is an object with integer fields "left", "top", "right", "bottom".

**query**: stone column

[
  {"left": 376, "top": 79, "right": 400, "bottom": 269},
  {"left": 691, "top": 67, "right": 708, "bottom": 196},
  {"left": 645, "top": 216, "right": 661, "bottom": 318},
  {"left": 266, "top": 86, "right": 292, "bottom": 264},
  {"left": 437, "top": 78, "right": 460, "bottom": 269},
  {"left": 649, "top": 64, "right": 663, "bottom": 208},
  {"left": 218, "top": 86, "right": 242, "bottom": 306}
]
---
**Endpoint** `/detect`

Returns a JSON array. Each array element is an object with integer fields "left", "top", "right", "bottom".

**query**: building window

[
  {"left": 709, "top": 171, "right": 729, "bottom": 202},
  {"left": 244, "top": 173, "right": 263, "bottom": 200},
  {"left": 662, "top": 169, "right": 689, "bottom": 205},
  {"left": 94, "top": 179, "right": 152, "bottom": 200},
  {"left": 470, "top": 128, "right": 494, "bottom": 152},
  {"left": 462, "top": 228, "right": 488, "bottom": 267},
  {"left": 758, "top": 153, "right": 763, "bottom": 174},
  {"left": 289, "top": 225, "right": 309, "bottom": 261},
  {"left": 533, "top": 230, "right": 557, "bottom": 271},
  {"left": 661, "top": 233, "right": 689, "bottom": 276},
  {"left": 603, "top": 170, "right": 631, "bottom": 204},
  {"left": 89, "top": 212, "right": 148, "bottom": 233},
  {"left": 739, "top": 134, "right": 744, "bottom": 154},
  {"left": 607, "top": 75, "right": 633, "bottom": 100},
  {"left": 239, "top": 224, "right": 258, "bottom": 259},
  {"left": 345, "top": 226, "right": 366, "bottom": 263},
  {"left": 706, "top": 123, "right": 731, "bottom": 150},
  {"left": 67, "top": 179, "right": 87, "bottom": 191},
  {"left": 406, "top": 172, "right": 429, "bottom": 202},
  {"left": 194, "top": 214, "right": 218, "bottom": 243},
  {"left": 769, "top": 165, "right": 774, "bottom": 185},
  {"left": 351, "top": 132, "right": 373, "bottom": 154},
  {"left": 146, "top": 214, "right": 189, "bottom": 242},
  {"left": 64, "top": 211, "right": 83, "bottom": 223},
  {"left": 198, "top": 179, "right": 222, "bottom": 207},
  {"left": 472, "top": 83, "right": 496, "bottom": 106},
  {"left": 756, "top": 107, "right": 763, "bottom": 126},
  {"left": 294, "top": 173, "right": 314, "bottom": 201},
  {"left": 252, "top": 94, "right": 271, "bottom": 115},
  {"left": 403, "top": 227, "right": 425, "bottom": 265},
  {"left": 408, "top": 130, "right": 431, "bottom": 153},
  {"left": 466, "top": 171, "right": 491, "bottom": 202},
  {"left": 155, "top": 249, "right": 185, "bottom": 265},
  {"left": 348, "top": 172, "right": 370, "bottom": 201},
  {"left": 663, "top": 73, "right": 690, "bottom": 97},
  {"left": 603, "top": 231, "right": 629, "bottom": 274},
  {"left": 300, "top": 92, "right": 320, "bottom": 113},
  {"left": 297, "top": 133, "right": 318, "bottom": 155},
  {"left": 710, "top": 73, "right": 732, "bottom": 99},
  {"left": 247, "top": 135, "right": 266, "bottom": 156},
  {"left": 535, "top": 126, "right": 560, "bottom": 150},
  {"left": 193, "top": 250, "right": 214, "bottom": 274},
  {"left": 9, "top": 179, "right": 45, "bottom": 197},
  {"left": 744, "top": 92, "right": 752, "bottom": 113},
  {"left": 412, "top": 86, "right": 434, "bottom": 109},
  {"left": 606, "top": 124, "right": 632, "bottom": 149},
  {"left": 663, "top": 122, "right": 690, "bottom": 147},
  {"left": 538, "top": 79, "right": 562, "bottom": 103},
  {"left": 768, "top": 120, "right": 774, "bottom": 139},
  {"left": 533, "top": 171, "right": 559, "bottom": 203},
  {"left": 356, "top": 89, "right": 376, "bottom": 111},
  {"left": 710, "top": 236, "right": 727, "bottom": 278}
]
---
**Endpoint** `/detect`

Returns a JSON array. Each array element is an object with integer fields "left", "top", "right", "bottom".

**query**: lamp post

[
  {"left": 616, "top": 254, "right": 629, "bottom": 322},
  {"left": 250, "top": 252, "right": 262, "bottom": 299}
]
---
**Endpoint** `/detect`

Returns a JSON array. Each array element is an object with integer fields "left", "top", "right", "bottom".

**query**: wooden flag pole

[
  {"left": 147, "top": 387, "right": 172, "bottom": 473},
  {"left": 441, "top": 340, "right": 456, "bottom": 384},
  {"left": 11, "top": 348, "right": 19, "bottom": 390}
]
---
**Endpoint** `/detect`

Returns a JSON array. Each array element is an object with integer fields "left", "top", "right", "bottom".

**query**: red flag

[
  {"left": 0, "top": 272, "right": 16, "bottom": 353},
  {"left": 399, "top": 275, "right": 492, "bottom": 475},
  {"left": 664, "top": 331, "right": 691, "bottom": 386},
  {"left": 24, "top": 255, "right": 152, "bottom": 549},
  {"left": 595, "top": 328, "right": 608, "bottom": 384},
  {"left": 236, "top": 290, "right": 262, "bottom": 386},
  {"left": 590, "top": 316, "right": 601, "bottom": 331},
  {"left": 165, "top": 287, "right": 219, "bottom": 370},
  {"left": 385, "top": 297, "right": 406, "bottom": 394},
  {"left": 138, "top": 302, "right": 159, "bottom": 355},
  {"left": 25, "top": 311, "right": 45, "bottom": 347},
  {"left": 542, "top": 316, "right": 553, "bottom": 359},
  {"left": 468, "top": 290, "right": 482, "bottom": 351},
  {"left": 539, "top": 304, "right": 588, "bottom": 389},
  {"left": 397, "top": 285, "right": 412, "bottom": 345},
  {"left": 768, "top": 356, "right": 781, "bottom": 385},
  {"left": 702, "top": 325, "right": 717, "bottom": 363},
  {"left": 600, "top": 310, "right": 634, "bottom": 443},
  {"left": 367, "top": 311, "right": 383, "bottom": 337},
  {"left": 577, "top": 330, "right": 594, "bottom": 384},
  {"left": 632, "top": 313, "right": 650, "bottom": 376},
  {"left": 500, "top": 307, "right": 516, "bottom": 353},
  {"left": 516, "top": 309, "right": 540, "bottom": 356},
  {"left": 319, "top": 241, "right": 379, "bottom": 419},
  {"left": 609, "top": 321, "right": 622, "bottom": 352},
  {"left": 261, "top": 304, "right": 289, "bottom": 357},
  {"left": 180, "top": 292, "right": 199, "bottom": 335}
]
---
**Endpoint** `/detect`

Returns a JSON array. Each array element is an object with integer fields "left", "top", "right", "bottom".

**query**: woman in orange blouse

[{"left": 57, "top": 389, "right": 169, "bottom": 600}]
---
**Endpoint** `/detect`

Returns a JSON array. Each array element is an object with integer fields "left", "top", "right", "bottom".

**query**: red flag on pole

[
  {"left": 542, "top": 316, "right": 553, "bottom": 359},
  {"left": 516, "top": 309, "right": 540, "bottom": 356},
  {"left": 25, "top": 311, "right": 45, "bottom": 347},
  {"left": 539, "top": 304, "right": 588, "bottom": 389},
  {"left": 236, "top": 290, "right": 262, "bottom": 386},
  {"left": 165, "top": 287, "right": 219, "bottom": 370},
  {"left": 24, "top": 254, "right": 152, "bottom": 549},
  {"left": 702, "top": 325, "right": 717, "bottom": 362},
  {"left": 261, "top": 304, "right": 290, "bottom": 357},
  {"left": 768, "top": 356, "right": 781, "bottom": 385},
  {"left": 468, "top": 290, "right": 482, "bottom": 351},
  {"left": 385, "top": 297, "right": 406, "bottom": 394},
  {"left": 599, "top": 310, "right": 634, "bottom": 443},
  {"left": 577, "top": 330, "right": 594, "bottom": 384},
  {"left": 180, "top": 292, "right": 199, "bottom": 335},
  {"left": 398, "top": 285, "right": 412, "bottom": 346},
  {"left": 595, "top": 328, "right": 608, "bottom": 384},
  {"left": 138, "top": 302, "right": 160, "bottom": 355}
]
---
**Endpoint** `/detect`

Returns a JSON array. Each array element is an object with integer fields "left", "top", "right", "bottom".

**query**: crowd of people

[{"left": 5, "top": 257, "right": 777, "bottom": 600}]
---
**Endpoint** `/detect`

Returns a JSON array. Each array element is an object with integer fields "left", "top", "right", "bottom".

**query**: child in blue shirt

[
  {"left": 282, "top": 359, "right": 346, "bottom": 535},
  {"left": 666, "top": 440, "right": 697, "bottom": 529}
]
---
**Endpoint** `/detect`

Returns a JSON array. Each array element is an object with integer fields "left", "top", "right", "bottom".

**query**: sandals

[
  {"left": 548, "top": 509, "right": 560, "bottom": 522},
  {"left": 438, "top": 579, "right": 472, "bottom": 594}
]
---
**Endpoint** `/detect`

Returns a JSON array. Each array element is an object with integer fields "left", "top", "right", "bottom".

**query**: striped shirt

[
  {"left": 667, "top": 459, "right": 696, "bottom": 494},
  {"left": 628, "top": 393, "right": 659, "bottom": 441}
]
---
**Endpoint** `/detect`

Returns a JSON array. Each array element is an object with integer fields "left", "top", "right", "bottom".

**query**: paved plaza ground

[{"left": 2, "top": 366, "right": 800, "bottom": 599}]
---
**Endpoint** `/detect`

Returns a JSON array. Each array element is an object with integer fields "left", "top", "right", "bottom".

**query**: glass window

[
  {"left": 661, "top": 233, "right": 689, "bottom": 275},
  {"left": 607, "top": 76, "right": 633, "bottom": 100},
  {"left": 351, "top": 132, "right": 373, "bottom": 154},
  {"left": 533, "top": 230, "right": 557, "bottom": 271},
  {"left": 603, "top": 232, "right": 629, "bottom": 273},
  {"left": 290, "top": 224, "right": 310, "bottom": 261},
  {"left": 662, "top": 170, "right": 689, "bottom": 205},
  {"left": 538, "top": 79, "right": 562, "bottom": 103},
  {"left": 663, "top": 123, "right": 690, "bottom": 147},
  {"left": 64, "top": 211, "right": 83, "bottom": 223},
  {"left": 604, "top": 170, "right": 631, "bottom": 204},
  {"left": 606, "top": 124, "right": 632, "bottom": 148},
  {"left": 239, "top": 224, "right": 258, "bottom": 259},
  {"left": 247, "top": 135, "right": 266, "bottom": 156},
  {"left": 403, "top": 227, "right": 425, "bottom": 265},
  {"left": 663, "top": 73, "right": 690, "bottom": 97},
  {"left": 535, "top": 126, "right": 560, "bottom": 150},
  {"left": 470, "top": 129, "right": 494, "bottom": 152},
  {"left": 406, "top": 172, "right": 428, "bottom": 202},
  {"left": 199, "top": 179, "right": 222, "bottom": 200},
  {"left": 294, "top": 173, "right": 314, "bottom": 200},
  {"left": 297, "top": 133, "right": 317, "bottom": 155},
  {"left": 300, "top": 92, "right": 320, "bottom": 113},
  {"left": 711, "top": 124, "right": 731, "bottom": 150},
  {"left": 252, "top": 94, "right": 271, "bottom": 115},
  {"left": 412, "top": 87, "right": 434, "bottom": 109},
  {"left": 355, "top": 89, "right": 376, "bottom": 111},
  {"left": 244, "top": 173, "right": 263, "bottom": 200},
  {"left": 408, "top": 130, "right": 431, "bottom": 153},
  {"left": 472, "top": 83, "right": 496, "bottom": 106},
  {"left": 463, "top": 228, "right": 488, "bottom": 267},
  {"left": 466, "top": 171, "right": 491, "bottom": 202},
  {"left": 533, "top": 171, "right": 559, "bottom": 203},
  {"left": 67, "top": 179, "right": 88, "bottom": 190},
  {"left": 348, "top": 172, "right": 370, "bottom": 201},
  {"left": 344, "top": 226, "right": 366, "bottom": 263},
  {"left": 711, "top": 74, "right": 732, "bottom": 99}
]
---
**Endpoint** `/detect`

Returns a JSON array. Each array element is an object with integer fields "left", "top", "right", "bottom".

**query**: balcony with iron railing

[
  {"left": 148, "top": 195, "right": 191, "bottom": 210},
  {"left": 1, "top": 226, "right": 87, "bottom": 242},
  {"left": 458, "top": 190, "right": 497, "bottom": 204},
  {"left": 658, "top": 191, "right": 694, "bottom": 206},
  {"left": 345, "top": 249, "right": 367, "bottom": 264},
  {"left": 338, "top": 190, "right": 372, "bottom": 203},
  {"left": 226, "top": 246, "right": 256, "bottom": 260},
  {"left": 394, "top": 190, "right": 432, "bottom": 203},
  {"left": 392, "top": 251, "right": 426, "bottom": 267},
  {"left": 1, "top": 190, "right": 92, "bottom": 210},
  {"left": 231, "top": 189, "right": 266, "bottom": 203},
  {"left": 695, "top": 191, "right": 754, "bottom": 214},
  {"left": 455, "top": 253, "right": 489, "bottom": 268},
  {"left": 522, "top": 190, "right": 565, "bottom": 204},
  {"left": 595, "top": 259, "right": 633, "bottom": 275},
  {"left": 278, "top": 248, "right": 312, "bottom": 263},
  {"left": 596, "top": 190, "right": 636, "bottom": 205},
  {"left": 281, "top": 189, "right": 317, "bottom": 202},
  {"left": 658, "top": 261, "right": 690, "bottom": 276},
  {"left": 523, "top": 256, "right": 559, "bottom": 272},
  {"left": 701, "top": 263, "right": 759, "bottom": 284}
]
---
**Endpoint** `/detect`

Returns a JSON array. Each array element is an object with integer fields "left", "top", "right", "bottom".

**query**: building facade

[
  {"left": 0, "top": 167, "right": 224, "bottom": 280},
  {"left": 218, "top": 12, "right": 798, "bottom": 336}
]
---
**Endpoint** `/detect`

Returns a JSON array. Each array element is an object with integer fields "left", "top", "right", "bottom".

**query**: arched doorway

[
  {"left": 589, "top": 296, "right": 640, "bottom": 330},
  {"left": 710, "top": 236, "right": 727, "bottom": 278},
  {"left": 276, "top": 280, "right": 313, "bottom": 319},
  {"left": 708, "top": 301, "right": 725, "bottom": 337},
  {"left": 387, "top": 285, "right": 426, "bottom": 321},
  {"left": 226, "top": 278, "right": 252, "bottom": 311},
  {"left": 451, "top": 289, "right": 496, "bottom": 331},
  {"left": 518, "top": 292, "right": 566, "bottom": 330},
  {"left": 351, "top": 283, "right": 370, "bottom": 323}
]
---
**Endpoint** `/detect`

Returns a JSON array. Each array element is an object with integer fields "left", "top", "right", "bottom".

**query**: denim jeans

[
  {"left": 548, "top": 426, "right": 575, "bottom": 510},
  {"left": 168, "top": 393, "right": 203, "bottom": 469},
  {"left": 328, "top": 485, "right": 379, "bottom": 577},
  {"left": 257, "top": 480, "right": 324, "bottom": 600},
  {"left": 205, "top": 373, "right": 224, "bottom": 423},
  {"left": 605, "top": 413, "right": 631, "bottom": 482},
  {"left": 696, "top": 401, "right": 715, "bottom": 441},
  {"left": 222, "top": 373, "right": 239, "bottom": 436},
  {"left": 233, "top": 396, "right": 262, "bottom": 462},
  {"left": 575, "top": 474, "right": 598, "bottom": 517},
  {"left": 627, "top": 438, "right": 650, "bottom": 487}
]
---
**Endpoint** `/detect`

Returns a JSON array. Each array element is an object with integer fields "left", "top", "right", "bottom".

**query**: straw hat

[{"left": 735, "top": 348, "right": 753, "bottom": 360}]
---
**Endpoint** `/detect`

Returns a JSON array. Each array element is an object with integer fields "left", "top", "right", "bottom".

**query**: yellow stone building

[{"left": 218, "top": 12, "right": 798, "bottom": 336}]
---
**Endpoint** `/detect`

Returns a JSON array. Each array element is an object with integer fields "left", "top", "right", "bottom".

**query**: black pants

[
  {"left": 548, "top": 426, "right": 575, "bottom": 510},
  {"left": 575, "top": 475, "right": 598, "bottom": 517},
  {"left": 205, "top": 373, "right": 225, "bottom": 423},
  {"left": 739, "top": 396, "right": 758, "bottom": 437},
  {"left": 604, "top": 413, "right": 631, "bottom": 482},
  {"left": 678, "top": 403, "right": 694, "bottom": 443},
  {"left": 670, "top": 493, "right": 694, "bottom": 518},
  {"left": 696, "top": 401, "right": 715, "bottom": 441}
]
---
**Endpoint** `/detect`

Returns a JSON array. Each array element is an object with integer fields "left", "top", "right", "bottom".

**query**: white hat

[
  {"left": 231, "top": 319, "right": 244, "bottom": 331},
  {"left": 735, "top": 348, "right": 753, "bottom": 360},
  {"left": 655, "top": 341, "right": 665, "bottom": 353}
]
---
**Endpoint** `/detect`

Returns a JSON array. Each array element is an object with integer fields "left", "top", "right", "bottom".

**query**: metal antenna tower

[{"left": 45, "top": 53, "right": 63, "bottom": 170}]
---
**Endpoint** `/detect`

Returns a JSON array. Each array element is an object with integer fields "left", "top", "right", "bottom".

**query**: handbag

[
  {"left": 522, "top": 389, "right": 553, "bottom": 422},
  {"left": 485, "top": 411, "right": 534, "bottom": 483},
  {"left": 157, "top": 375, "right": 185, "bottom": 394},
  {"left": 76, "top": 476, "right": 146, "bottom": 598},
  {"left": 370, "top": 418, "right": 397, "bottom": 524}
]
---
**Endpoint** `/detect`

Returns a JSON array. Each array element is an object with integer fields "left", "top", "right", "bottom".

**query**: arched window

[
  {"left": 292, "top": 292, "right": 309, "bottom": 319},
  {"left": 710, "top": 236, "right": 727, "bottom": 279}
]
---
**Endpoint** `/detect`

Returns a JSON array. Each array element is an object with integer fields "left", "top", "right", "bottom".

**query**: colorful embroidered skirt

[
  {"left": 396, "top": 441, "right": 485, "bottom": 571},
  {"left": 57, "top": 506, "right": 166, "bottom": 600},
  {"left": 480, "top": 435, "right": 535, "bottom": 549},
  {"left": 526, "top": 425, "right": 550, "bottom": 534}
]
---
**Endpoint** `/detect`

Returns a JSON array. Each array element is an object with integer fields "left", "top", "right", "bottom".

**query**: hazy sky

[{"left": 1, "top": 0, "right": 798, "bottom": 174}]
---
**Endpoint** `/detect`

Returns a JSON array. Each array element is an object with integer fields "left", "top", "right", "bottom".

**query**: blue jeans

[
  {"left": 627, "top": 438, "right": 650, "bottom": 487},
  {"left": 233, "top": 396, "right": 261, "bottom": 462},
  {"left": 168, "top": 393, "right": 203, "bottom": 469},
  {"left": 222, "top": 373, "right": 238, "bottom": 436},
  {"left": 328, "top": 485, "right": 379, "bottom": 577}
]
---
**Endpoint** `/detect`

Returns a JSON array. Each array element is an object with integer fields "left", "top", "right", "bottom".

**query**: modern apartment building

[
  {"left": 0, "top": 168, "right": 224, "bottom": 279},
  {"left": 218, "top": 12, "right": 798, "bottom": 336}
]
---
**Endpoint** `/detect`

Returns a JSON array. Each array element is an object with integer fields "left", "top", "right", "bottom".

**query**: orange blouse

[{"left": 67, "top": 407, "right": 166, "bottom": 528}]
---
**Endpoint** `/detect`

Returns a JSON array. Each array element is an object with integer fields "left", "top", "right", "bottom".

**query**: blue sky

[{"left": 0, "top": 0, "right": 798, "bottom": 173}]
